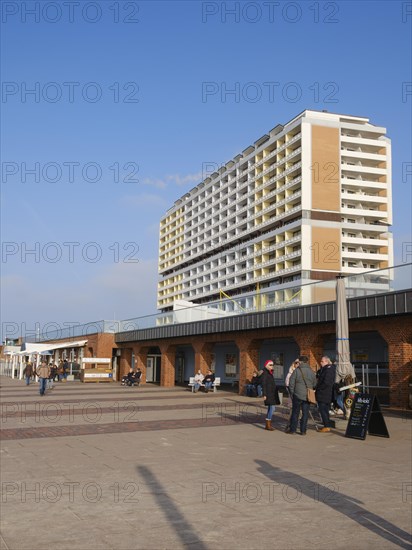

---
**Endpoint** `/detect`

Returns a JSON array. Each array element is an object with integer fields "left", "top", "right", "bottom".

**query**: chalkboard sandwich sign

[{"left": 345, "top": 393, "right": 389, "bottom": 440}]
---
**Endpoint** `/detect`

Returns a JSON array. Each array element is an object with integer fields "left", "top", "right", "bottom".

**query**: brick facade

[
  {"left": 116, "top": 314, "right": 412, "bottom": 408},
  {"left": 36, "top": 315, "right": 412, "bottom": 408},
  {"left": 42, "top": 333, "right": 117, "bottom": 359}
]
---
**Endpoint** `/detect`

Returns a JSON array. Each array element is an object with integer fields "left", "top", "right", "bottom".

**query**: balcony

[
  {"left": 341, "top": 163, "right": 386, "bottom": 176},
  {"left": 341, "top": 206, "right": 387, "bottom": 220},
  {"left": 342, "top": 251, "right": 388, "bottom": 261},
  {"left": 341, "top": 236, "right": 388, "bottom": 247},
  {"left": 341, "top": 197, "right": 387, "bottom": 209}
]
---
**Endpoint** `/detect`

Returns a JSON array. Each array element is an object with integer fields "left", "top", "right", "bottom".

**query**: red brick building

[{"left": 117, "top": 289, "right": 412, "bottom": 409}]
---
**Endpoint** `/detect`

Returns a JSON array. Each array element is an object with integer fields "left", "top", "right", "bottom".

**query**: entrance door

[
  {"left": 146, "top": 357, "right": 154, "bottom": 382},
  {"left": 176, "top": 355, "right": 184, "bottom": 384}
]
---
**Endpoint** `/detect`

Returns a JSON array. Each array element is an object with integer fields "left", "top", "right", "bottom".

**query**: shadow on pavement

[
  {"left": 255, "top": 460, "right": 412, "bottom": 550},
  {"left": 137, "top": 465, "right": 208, "bottom": 550}
]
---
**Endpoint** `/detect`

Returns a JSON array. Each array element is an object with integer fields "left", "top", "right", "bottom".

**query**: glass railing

[
  {"left": 28, "top": 263, "right": 411, "bottom": 341},
  {"left": 127, "top": 262, "right": 411, "bottom": 331}
]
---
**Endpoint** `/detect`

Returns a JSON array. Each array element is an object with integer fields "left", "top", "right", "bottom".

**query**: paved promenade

[{"left": 1, "top": 376, "right": 411, "bottom": 550}]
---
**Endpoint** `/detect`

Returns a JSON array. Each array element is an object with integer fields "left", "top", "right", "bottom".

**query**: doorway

[{"left": 146, "top": 355, "right": 161, "bottom": 383}]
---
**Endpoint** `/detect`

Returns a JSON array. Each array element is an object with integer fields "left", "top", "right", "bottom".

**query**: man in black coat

[{"left": 315, "top": 356, "right": 336, "bottom": 432}]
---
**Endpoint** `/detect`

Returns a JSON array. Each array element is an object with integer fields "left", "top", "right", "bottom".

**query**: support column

[
  {"left": 294, "top": 328, "right": 325, "bottom": 371},
  {"left": 35, "top": 354, "right": 40, "bottom": 382},
  {"left": 119, "top": 348, "right": 133, "bottom": 380},
  {"left": 132, "top": 345, "right": 148, "bottom": 385},
  {"left": 158, "top": 344, "right": 177, "bottom": 387},
  {"left": 19, "top": 358, "right": 24, "bottom": 380},
  {"left": 377, "top": 320, "right": 412, "bottom": 409},
  {"left": 192, "top": 342, "right": 214, "bottom": 375},
  {"left": 236, "top": 337, "right": 261, "bottom": 395}
]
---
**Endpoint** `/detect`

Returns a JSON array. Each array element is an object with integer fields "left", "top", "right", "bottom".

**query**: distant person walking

[
  {"left": 36, "top": 361, "right": 51, "bottom": 396},
  {"left": 47, "top": 364, "right": 56, "bottom": 389},
  {"left": 62, "top": 359, "right": 69, "bottom": 380},
  {"left": 23, "top": 362, "right": 34, "bottom": 385}
]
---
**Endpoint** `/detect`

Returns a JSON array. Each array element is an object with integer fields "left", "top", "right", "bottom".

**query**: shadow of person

[
  {"left": 255, "top": 460, "right": 411, "bottom": 549},
  {"left": 137, "top": 465, "right": 208, "bottom": 549}
]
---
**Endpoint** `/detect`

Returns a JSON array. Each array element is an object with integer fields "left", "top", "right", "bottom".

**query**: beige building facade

[{"left": 158, "top": 110, "right": 393, "bottom": 314}]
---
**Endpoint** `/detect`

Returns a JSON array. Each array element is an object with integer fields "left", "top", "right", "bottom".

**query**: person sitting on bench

[
  {"left": 246, "top": 370, "right": 263, "bottom": 397},
  {"left": 193, "top": 370, "right": 204, "bottom": 393},
  {"left": 121, "top": 367, "right": 135, "bottom": 386},
  {"left": 132, "top": 368, "right": 142, "bottom": 386},
  {"left": 203, "top": 370, "right": 215, "bottom": 393}
]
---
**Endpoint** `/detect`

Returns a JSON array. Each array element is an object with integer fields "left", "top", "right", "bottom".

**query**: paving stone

[{"left": 1, "top": 376, "right": 411, "bottom": 550}]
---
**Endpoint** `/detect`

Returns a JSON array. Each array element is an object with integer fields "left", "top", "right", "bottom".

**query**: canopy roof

[{"left": 16, "top": 340, "right": 88, "bottom": 355}]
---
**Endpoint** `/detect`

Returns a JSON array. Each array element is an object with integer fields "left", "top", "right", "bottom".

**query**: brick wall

[{"left": 117, "top": 314, "right": 412, "bottom": 408}]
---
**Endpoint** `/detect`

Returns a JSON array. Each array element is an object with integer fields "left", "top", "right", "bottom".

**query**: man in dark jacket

[
  {"left": 203, "top": 370, "right": 215, "bottom": 393},
  {"left": 62, "top": 360, "right": 69, "bottom": 380},
  {"left": 23, "top": 362, "right": 34, "bottom": 385},
  {"left": 261, "top": 360, "right": 279, "bottom": 431},
  {"left": 315, "top": 356, "right": 336, "bottom": 432},
  {"left": 288, "top": 355, "right": 317, "bottom": 435}
]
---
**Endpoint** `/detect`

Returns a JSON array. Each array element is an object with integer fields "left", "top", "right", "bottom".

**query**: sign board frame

[
  {"left": 345, "top": 393, "right": 389, "bottom": 440},
  {"left": 82, "top": 358, "right": 111, "bottom": 364}
]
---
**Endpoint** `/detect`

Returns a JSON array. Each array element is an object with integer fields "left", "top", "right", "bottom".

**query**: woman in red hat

[{"left": 261, "top": 360, "right": 280, "bottom": 431}]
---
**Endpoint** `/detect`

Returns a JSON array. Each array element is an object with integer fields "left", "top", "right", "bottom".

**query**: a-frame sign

[{"left": 345, "top": 393, "right": 390, "bottom": 440}]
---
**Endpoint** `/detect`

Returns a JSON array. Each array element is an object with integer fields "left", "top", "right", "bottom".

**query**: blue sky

[{"left": 1, "top": 0, "right": 411, "bottom": 341}]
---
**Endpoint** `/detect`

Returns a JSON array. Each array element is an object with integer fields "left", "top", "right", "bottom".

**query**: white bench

[{"left": 188, "top": 377, "right": 221, "bottom": 393}]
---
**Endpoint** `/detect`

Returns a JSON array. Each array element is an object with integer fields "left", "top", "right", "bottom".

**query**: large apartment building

[{"left": 157, "top": 110, "right": 393, "bottom": 315}]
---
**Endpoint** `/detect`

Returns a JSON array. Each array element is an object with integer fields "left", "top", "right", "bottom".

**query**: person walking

[
  {"left": 261, "top": 360, "right": 280, "bottom": 431},
  {"left": 47, "top": 363, "right": 55, "bottom": 390},
  {"left": 36, "top": 361, "right": 51, "bottom": 396},
  {"left": 57, "top": 361, "right": 64, "bottom": 381},
  {"left": 62, "top": 359, "right": 69, "bottom": 381},
  {"left": 287, "top": 355, "right": 317, "bottom": 435},
  {"left": 53, "top": 363, "right": 59, "bottom": 382},
  {"left": 23, "top": 361, "right": 34, "bottom": 385},
  {"left": 315, "top": 356, "right": 336, "bottom": 433}
]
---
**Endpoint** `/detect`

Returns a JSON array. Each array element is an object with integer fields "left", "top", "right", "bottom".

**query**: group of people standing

[
  {"left": 248, "top": 355, "right": 339, "bottom": 433},
  {"left": 286, "top": 355, "right": 341, "bottom": 434},
  {"left": 23, "top": 359, "right": 70, "bottom": 395}
]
